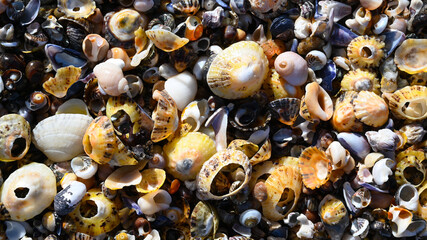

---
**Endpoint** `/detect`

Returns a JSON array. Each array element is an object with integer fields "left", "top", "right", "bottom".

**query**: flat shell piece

[
  {"left": 136, "top": 168, "right": 166, "bottom": 193},
  {"left": 394, "top": 39, "right": 427, "bottom": 74},
  {"left": 43, "top": 66, "right": 81, "bottom": 98},
  {"left": 196, "top": 149, "right": 252, "bottom": 200},
  {"left": 105, "top": 166, "right": 142, "bottom": 190},
  {"left": 146, "top": 29, "right": 189, "bottom": 52}
]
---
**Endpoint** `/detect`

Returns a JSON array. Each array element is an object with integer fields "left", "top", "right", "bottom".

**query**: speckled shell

[
  {"left": 82, "top": 116, "right": 117, "bottom": 165},
  {"left": 341, "top": 69, "right": 380, "bottom": 93},
  {"left": 58, "top": 0, "right": 96, "bottom": 19},
  {"left": 67, "top": 189, "right": 120, "bottom": 236},
  {"left": 394, "top": 39, "right": 427, "bottom": 74},
  {"left": 164, "top": 132, "right": 216, "bottom": 181},
  {"left": 136, "top": 168, "right": 166, "bottom": 193},
  {"left": 250, "top": 139, "right": 272, "bottom": 165},
  {"left": 0, "top": 163, "right": 56, "bottom": 221},
  {"left": 0, "top": 114, "right": 31, "bottom": 162},
  {"left": 172, "top": 0, "right": 200, "bottom": 15},
  {"left": 207, "top": 41, "right": 269, "bottom": 99},
  {"left": 33, "top": 114, "right": 93, "bottom": 162},
  {"left": 347, "top": 36, "right": 385, "bottom": 68},
  {"left": 190, "top": 201, "right": 219, "bottom": 239},
  {"left": 146, "top": 29, "right": 189, "bottom": 52},
  {"left": 106, "top": 9, "right": 144, "bottom": 48},
  {"left": 196, "top": 149, "right": 252, "bottom": 200},
  {"left": 332, "top": 91, "right": 363, "bottom": 132},
  {"left": 395, "top": 150, "right": 425, "bottom": 187},
  {"left": 262, "top": 163, "right": 302, "bottom": 221},
  {"left": 298, "top": 147, "right": 332, "bottom": 190},
  {"left": 319, "top": 196, "right": 347, "bottom": 225},
  {"left": 353, "top": 91, "right": 389, "bottom": 127},
  {"left": 227, "top": 139, "right": 259, "bottom": 159},
  {"left": 387, "top": 85, "right": 427, "bottom": 121},
  {"left": 43, "top": 66, "right": 81, "bottom": 98},
  {"left": 151, "top": 90, "right": 179, "bottom": 142}
]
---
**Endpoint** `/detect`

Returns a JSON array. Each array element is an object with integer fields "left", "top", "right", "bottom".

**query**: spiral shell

[
  {"left": 353, "top": 91, "right": 389, "bottom": 127},
  {"left": 395, "top": 150, "right": 425, "bottom": 187},
  {"left": 347, "top": 36, "right": 385, "bottom": 68},
  {"left": 298, "top": 147, "right": 332, "bottom": 190},
  {"left": 394, "top": 39, "right": 427, "bottom": 74},
  {"left": 0, "top": 114, "right": 31, "bottom": 162},
  {"left": 151, "top": 90, "right": 179, "bottom": 142},
  {"left": 386, "top": 85, "right": 427, "bottom": 121},
  {"left": 43, "top": 66, "right": 81, "bottom": 98},
  {"left": 262, "top": 69, "right": 303, "bottom": 100},
  {"left": 274, "top": 51, "right": 308, "bottom": 86},
  {"left": 207, "top": 41, "right": 269, "bottom": 99}
]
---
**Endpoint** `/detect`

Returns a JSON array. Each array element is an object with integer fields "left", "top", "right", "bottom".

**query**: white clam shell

[
  {"left": 33, "top": 114, "right": 93, "bottom": 162},
  {"left": 71, "top": 155, "right": 98, "bottom": 179},
  {"left": 164, "top": 71, "right": 198, "bottom": 111}
]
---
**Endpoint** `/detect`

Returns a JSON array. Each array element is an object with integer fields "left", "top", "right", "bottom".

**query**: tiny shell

[
  {"left": 353, "top": 91, "right": 389, "bottom": 127},
  {"left": 43, "top": 66, "right": 81, "bottom": 98},
  {"left": 0, "top": 163, "right": 56, "bottom": 221},
  {"left": 207, "top": 41, "right": 269, "bottom": 99},
  {"left": 56, "top": 98, "right": 91, "bottom": 116},
  {"left": 71, "top": 155, "right": 98, "bottom": 179},
  {"left": 332, "top": 91, "right": 363, "bottom": 132},
  {"left": 298, "top": 147, "right": 332, "bottom": 190},
  {"left": 274, "top": 51, "right": 308, "bottom": 86},
  {"left": 105, "top": 9, "right": 145, "bottom": 48},
  {"left": 33, "top": 114, "right": 93, "bottom": 162},
  {"left": 54, "top": 181, "right": 87, "bottom": 216},
  {"left": 300, "top": 82, "right": 333, "bottom": 122},
  {"left": 146, "top": 29, "right": 189, "bottom": 52},
  {"left": 262, "top": 69, "right": 303, "bottom": 100},
  {"left": 0, "top": 114, "right": 31, "bottom": 162},
  {"left": 190, "top": 201, "right": 219, "bottom": 239},
  {"left": 136, "top": 168, "right": 166, "bottom": 193},
  {"left": 394, "top": 39, "right": 427, "bottom": 74},
  {"left": 305, "top": 50, "right": 327, "bottom": 71},
  {"left": 151, "top": 90, "right": 179, "bottom": 142},
  {"left": 181, "top": 99, "right": 210, "bottom": 133},
  {"left": 386, "top": 85, "right": 427, "bottom": 121},
  {"left": 137, "top": 189, "right": 172, "bottom": 215}
]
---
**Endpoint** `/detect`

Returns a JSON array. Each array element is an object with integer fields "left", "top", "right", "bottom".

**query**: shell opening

[
  {"left": 403, "top": 166, "right": 424, "bottom": 186},
  {"left": 11, "top": 137, "right": 26, "bottom": 157},
  {"left": 14, "top": 187, "right": 29, "bottom": 198},
  {"left": 403, "top": 99, "right": 426, "bottom": 119},
  {"left": 210, "top": 164, "right": 243, "bottom": 195},
  {"left": 110, "top": 110, "right": 132, "bottom": 134},
  {"left": 276, "top": 188, "right": 295, "bottom": 214},
  {"left": 399, "top": 185, "right": 415, "bottom": 202},
  {"left": 80, "top": 199, "right": 98, "bottom": 218},
  {"left": 360, "top": 46, "right": 374, "bottom": 59},
  {"left": 83, "top": 135, "right": 93, "bottom": 155}
]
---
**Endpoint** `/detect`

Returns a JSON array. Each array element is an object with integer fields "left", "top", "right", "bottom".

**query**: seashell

[
  {"left": 196, "top": 149, "right": 251, "bottom": 200},
  {"left": 365, "top": 128, "right": 399, "bottom": 156},
  {"left": 105, "top": 9, "right": 145, "bottom": 49},
  {"left": 318, "top": 0, "right": 352, "bottom": 22},
  {"left": 134, "top": 0, "right": 155, "bottom": 12},
  {"left": 123, "top": 75, "right": 143, "bottom": 98},
  {"left": 386, "top": 85, "right": 427, "bottom": 121},
  {"left": 294, "top": 16, "right": 311, "bottom": 40},
  {"left": 388, "top": 205, "right": 426, "bottom": 238},
  {"left": 373, "top": 14, "right": 388, "bottom": 35},
  {"left": 394, "top": 39, "right": 427, "bottom": 74},
  {"left": 341, "top": 69, "right": 379, "bottom": 93},
  {"left": 347, "top": 36, "right": 385, "bottom": 68},
  {"left": 0, "top": 163, "right": 56, "bottom": 221},
  {"left": 107, "top": 47, "right": 132, "bottom": 71},
  {"left": 190, "top": 201, "right": 219, "bottom": 239},
  {"left": 82, "top": 34, "right": 109, "bottom": 63},
  {"left": 94, "top": 59, "right": 129, "bottom": 97},
  {"left": 381, "top": 30, "right": 406, "bottom": 58},
  {"left": 56, "top": 99, "right": 90, "bottom": 116},
  {"left": 45, "top": 44, "right": 87, "bottom": 72},
  {"left": 326, "top": 141, "right": 354, "bottom": 173},
  {"left": 274, "top": 51, "right": 307, "bottom": 86},
  {"left": 345, "top": 7, "right": 371, "bottom": 35},
  {"left": 136, "top": 168, "right": 166, "bottom": 193},
  {"left": 164, "top": 71, "right": 197, "bottom": 111},
  {"left": 68, "top": 189, "right": 120, "bottom": 236},
  {"left": 249, "top": 138, "right": 272, "bottom": 165},
  {"left": 379, "top": 56, "right": 398, "bottom": 93},
  {"left": 389, "top": 17, "right": 407, "bottom": 33},
  {"left": 0, "top": 114, "right": 31, "bottom": 162},
  {"left": 332, "top": 91, "right": 363, "bottom": 132},
  {"left": 269, "top": 15, "right": 294, "bottom": 42},
  {"left": 105, "top": 166, "right": 142, "bottom": 190},
  {"left": 134, "top": 217, "right": 152, "bottom": 237},
  {"left": 83, "top": 77, "right": 105, "bottom": 116},
  {"left": 317, "top": 60, "right": 337, "bottom": 92},
  {"left": 0, "top": 0, "right": 12, "bottom": 15},
  {"left": 385, "top": 0, "right": 410, "bottom": 17},
  {"left": 164, "top": 132, "right": 216, "bottom": 181},
  {"left": 337, "top": 132, "right": 370, "bottom": 161},
  {"left": 351, "top": 187, "right": 371, "bottom": 209},
  {"left": 6, "top": 0, "right": 39, "bottom": 26},
  {"left": 395, "top": 150, "right": 425, "bottom": 187},
  {"left": 137, "top": 189, "right": 172, "bottom": 215},
  {"left": 400, "top": 123, "right": 426, "bottom": 145},
  {"left": 262, "top": 69, "right": 303, "bottom": 100},
  {"left": 329, "top": 23, "right": 358, "bottom": 47},
  {"left": 143, "top": 67, "right": 160, "bottom": 84},
  {"left": 57, "top": 0, "right": 95, "bottom": 19},
  {"left": 181, "top": 99, "right": 210, "bottom": 133},
  {"left": 33, "top": 114, "right": 93, "bottom": 162},
  {"left": 395, "top": 184, "right": 419, "bottom": 211},
  {"left": 184, "top": 16, "right": 203, "bottom": 41},
  {"left": 262, "top": 163, "right": 302, "bottom": 221},
  {"left": 42, "top": 66, "right": 81, "bottom": 98},
  {"left": 299, "top": 82, "right": 333, "bottom": 122},
  {"left": 239, "top": 209, "right": 261, "bottom": 228},
  {"left": 350, "top": 218, "right": 369, "bottom": 238},
  {"left": 360, "top": 0, "right": 383, "bottom": 10},
  {"left": 170, "top": 0, "right": 200, "bottom": 15},
  {"left": 207, "top": 41, "right": 268, "bottom": 99},
  {"left": 372, "top": 158, "right": 395, "bottom": 185},
  {"left": 151, "top": 90, "right": 179, "bottom": 142},
  {"left": 353, "top": 91, "right": 389, "bottom": 127},
  {"left": 248, "top": 0, "right": 287, "bottom": 19},
  {"left": 319, "top": 195, "right": 349, "bottom": 240},
  {"left": 418, "top": 182, "right": 427, "bottom": 220},
  {"left": 54, "top": 181, "right": 87, "bottom": 216},
  {"left": 305, "top": 50, "right": 327, "bottom": 71},
  {"left": 146, "top": 29, "right": 189, "bottom": 52},
  {"left": 71, "top": 155, "right": 98, "bottom": 179},
  {"left": 5, "top": 221, "right": 26, "bottom": 240},
  {"left": 298, "top": 147, "right": 332, "bottom": 190},
  {"left": 268, "top": 98, "right": 300, "bottom": 126}
]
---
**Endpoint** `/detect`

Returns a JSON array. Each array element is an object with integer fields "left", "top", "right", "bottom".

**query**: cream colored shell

[
  {"left": 207, "top": 41, "right": 269, "bottom": 99},
  {"left": 0, "top": 163, "right": 56, "bottom": 221},
  {"left": 0, "top": 114, "right": 31, "bottom": 162},
  {"left": 394, "top": 39, "right": 427, "bottom": 74}
]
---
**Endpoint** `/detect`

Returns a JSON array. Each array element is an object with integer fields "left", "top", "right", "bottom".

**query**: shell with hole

[
  {"left": 386, "top": 85, "right": 427, "bottom": 121},
  {"left": 0, "top": 114, "right": 31, "bottom": 162}
]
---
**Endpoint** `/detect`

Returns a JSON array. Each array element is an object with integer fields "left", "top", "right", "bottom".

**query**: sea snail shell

[
  {"left": 93, "top": 58, "right": 129, "bottom": 96},
  {"left": 274, "top": 51, "right": 308, "bottom": 86}
]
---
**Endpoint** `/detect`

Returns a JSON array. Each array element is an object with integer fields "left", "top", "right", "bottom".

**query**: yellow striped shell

[
  {"left": 250, "top": 139, "right": 272, "bottom": 165},
  {"left": 395, "top": 150, "right": 425, "bottom": 187},
  {"left": 0, "top": 114, "right": 31, "bottom": 162},
  {"left": 341, "top": 69, "right": 380, "bottom": 93},
  {"left": 319, "top": 196, "right": 347, "bottom": 225},
  {"left": 394, "top": 39, "right": 427, "bottom": 74},
  {"left": 136, "top": 168, "right": 166, "bottom": 193},
  {"left": 164, "top": 132, "right": 216, "bottom": 181},
  {"left": 262, "top": 163, "right": 302, "bottom": 221},
  {"left": 347, "top": 36, "right": 385, "bottom": 68},
  {"left": 146, "top": 29, "right": 189, "bottom": 52},
  {"left": 43, "top": 66, "right": 81, "bottom": 98},
  {"left": 332, "top": 91, "right": 363, "bottom": 132},
  {"left": 151, "top": 90, "right": 179, "bottom": 142},
  {"left": 353, "top": 91, "right": 389, "bottom": 127},
  {"left": 386, "top": 85, "right": 427, "bottom": 121},
  {"left": 207, "top": 41, "right": 269, "bottom": 99},
  {"left": 298, "top": 147, "right": 332, "bottom": 190},
  {"left": 68, "top": 189, "right": 120, "bottom": 236}
]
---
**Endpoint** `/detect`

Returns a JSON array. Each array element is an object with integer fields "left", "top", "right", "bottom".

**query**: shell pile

[{"left": 0, "top": 0, "right": 427, "bottom": 239}]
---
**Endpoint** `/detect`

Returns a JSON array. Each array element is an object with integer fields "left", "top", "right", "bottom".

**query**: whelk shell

[{"left": 0, "top": 114, "right": 31, "bottom": 162}]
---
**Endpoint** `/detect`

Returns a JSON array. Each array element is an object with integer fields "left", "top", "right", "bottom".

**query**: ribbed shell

[
  {"left": 394, "top": 39, "right": 427, "bottom": 74},
  {"left": 353, "top": 91, "right": 389, "bottom": 127},
  {"left": 298, "top": 147, "right": 332, "bottom": 190},
  {"left": 151, "top": 90, "right": 179, "bottom": 142},
  {"left": 0, "top": 114, "right": 31, "bottom": 162},
  {"left": 268, "top": 98, "right": 301, "bottom": 126},
  {"left": 207, "top": 41, "right": 269, "bottom": 99},
  {"left": 82, "top": 116, "right": 117, "bottom": 164},
  {"left": 387, "top": 85, "right": 427, "bottom": 121},
  {"left": 33, "top": 114, "right": 93, "bottom": 162},
  {"left": 347, "top": 36, "right": 385, "bottom": 68},
  {"left": 341, "top": 69, "right": 379, "bottom": 93},
  {"left": 332, "top": 91, "right": 363, "bottom": 132}
]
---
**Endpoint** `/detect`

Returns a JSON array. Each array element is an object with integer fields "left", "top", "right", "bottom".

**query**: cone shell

[
  {"left": 0, "top": 114, "right": 31, "bottom": 162},
  {"left": 151, "top": 90, "right": 179, "bottom": 142},
  {"left": 83, "top": 116, "right": 117, "bottom": 165},
  {"left": 146, "top": 29, "right": 189, "bottom": 52},
  {"left": 298, "top": 147, "right": 332, "bottom": 190},
  {"left": 347, "top": 36, "right": 385, "bottom": 68},
  {"left": 43, "top": 66, "right": 81, "bottom": 98},
  {"left": 395, "top": 150, "right": 425, "bottom": 187},
  {"left": 353, "top": 91, "right": 389, "bottom": 127},
  {"left": 262, "top": 163, "right": 302, "bottom": 221},
  {"left": 387, "top": 85, "right": 427, "bottom": 121},
  {"left": 136, "top": 168, "right": 166, "bottom": 193},
  {"left": 207, "top": 41, "right": 269, "bottom": 99},
  {"left": 164, "top": 132, "right": 216, "bottom": 181},
  {"left": 196, "top": 149, "right": 252, "bottom": 200},
  {"left": 332, "top": 91, "right": 363, "bottom": 132},
  {"left": 394, "top": 39, "right": 427, "bottom": 74},
  {"left": 341, "top": 69, "right": 380, "bottom": 93}
]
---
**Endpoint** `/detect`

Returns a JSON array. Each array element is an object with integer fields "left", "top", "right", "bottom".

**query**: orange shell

[
  {"left": 353, "top": 91, "right": 389, "bottom": 127},
  {"left": 260, "top": 39, "right": 286, "bottom": 67},
  {"left": 331, "top": 91, "right": 363, "bottom": 132},
  {"left": 136, "top": 168, "right": 166, "bottom": 193},
  {"left": 298, "top": 147, "right": 332, "bottom": 190},
  {"left": 83, "top": 116, "right": 118, "bottom": 164}
]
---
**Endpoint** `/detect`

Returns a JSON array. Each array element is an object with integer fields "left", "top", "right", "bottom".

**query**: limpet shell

[
  {"left": 190, "top": 201, "right": 219, "bottom": 239},
  {"left": 151, "top": 90, "right": 179, "bottom": 142},
  {"left": 332, "top": 91, "right": 363, "bottom": 132},
  {"left": 394, "top": 39, "right": 427, "bottom": 74},
  {"left": 33, "top": 114, "right": 93, "bottom": 162},
  {"left": 42, "top": 66, "right": 81, "bottom": 98},
  {"left": 106, "top": 9, "right": 145, "bottom": 48},
  {"left": 386, "top": 85, "right": 427, "bottom": 121},
  {"left": 0, "top": 163, "right": 56, "bottom": 221},
  {"left": 347, "top": 35, "right": 385, "bottom": 68},
  {"left": 268, "top": 98, "right": 301, "bottom": 126},
  {"left": 353, "top": 91, "right": 389, "bottom": 127},
  {"left": 0, "top": 114, "right": 31, "bottom": 162},
  {"left": 136, "top": 168, "right": 166, "bottom": 193},
  {"left": 196, "top": 149, "right": 252, "bottom": 200},
  {"left": 341, "top": 69, "right": 380, "bottom": 93},
  {"left": 146, "top": 29, "right": 189, "bottom": 52},
  {"left": 395, "top": 150, "right": 425, "bottom": 187},
  {"left": 298, "top": 147, "right": 332, "bottom": 190},
  {"left": 207, "top": 41, "right": 269, "bottom": 99},
  {"left": 57, "top": 0, "right": 96, "bottom": 19}
]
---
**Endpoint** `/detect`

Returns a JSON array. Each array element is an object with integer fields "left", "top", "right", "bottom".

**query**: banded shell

[
  {"left": 105, "top": 9, "right": 145, "bottom": 48},
  {"left": 347, "top": 36, "right": 385, "bottom": 68},
  {"left": 164, "top": 132, "right": 216, "bottom": 181},
  {"left": 146, "top": 29, "right": 189, "bottom": 52},
  {"left": 262, "top": 163, "right": 302, "bottom": 221},
  {"left": 136, "top": 168, "right": 166, "bottom": 193},
  {"left": 151, "top": 90, "right": 179, "bottom": 142},
  {"left": 57, "top": 0, "right": 96, "bottom": 19},
  {"left": 0, "top": 163, "right": 56, "bottom": 221},
  {"left": 42, "top": 66, "right": 81, "bottom": 98},
  {"left": 268, "top": 98, "right": 301, "bottom": 126},
  {"left": 0, "top": 114, "right": 31, "bottom": 162},
  {"left": 332, "top": 91, "right": 363, "bottom": 132},
  {"left": 386, "top": 85, "right": 427, "bottom": 121},
  {"left": 394, "top": 39, "right": 427, "bottom": 74},
  {"left": 298, "top": 147, "right": 332, "bottom": 190},
  {"left": 67, "top": 189, "right": 120, "bottom": 236},
  {"left": 190, "top": 201, "right": 219, "bottom": 239},
  {"left": 171, "top": 0, "right": 200, "bottom": 15},
  {"left": 207, "top": 41, "right": 269, "bottom": 99},
  {"left": 395, "top": 150, "right": 425, "bottom": 187},
  {"left": 353, "top": 91, "right": 389, "bottom": 127},
  {"left": 33, "top": 114, "right": 93, "bottom": 162},
  {"left": 196, "top": 149, "right": 252, "bottom": 200}
]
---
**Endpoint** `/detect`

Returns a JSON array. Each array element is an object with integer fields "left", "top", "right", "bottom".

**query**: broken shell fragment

[
  {"left": 42, "top": 66, "right": 82, "bottom": 98},
  {"left": 151, "top": 90, "right": 179, "bottom": 142},
  {"left": 82, "top": 34, "right": 109, "bottom": 63},
  {"left": 146, "top": 29, "right": 189, "bottom": 52},
  {"left": 137, "top": 189, "right": 172, "bottom": 215},
  {"left": 0, "top": 114, "right": 31, "bottom": 162},
  {"left": 136, "top": 168, "right": 166, "bottom": 193},
  {"left": 105, "top": 166, "right": 142, "bottom": 190},
  {"left": 300, "top": 82, "right": 333, "bottom": 122}
]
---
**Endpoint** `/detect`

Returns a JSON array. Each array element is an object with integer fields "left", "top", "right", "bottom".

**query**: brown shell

[
  {"left": 298, "top": 147, "right": 332, "bottom": 190},
  {"left": 268, "top": 98, "right": 301, "bottom": 126},
  {"left": 250, "top": 139, "right": 272, "bottom": 165},
  {"left": 151, "top": 90, "right": 179, "bottom": 142}
]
